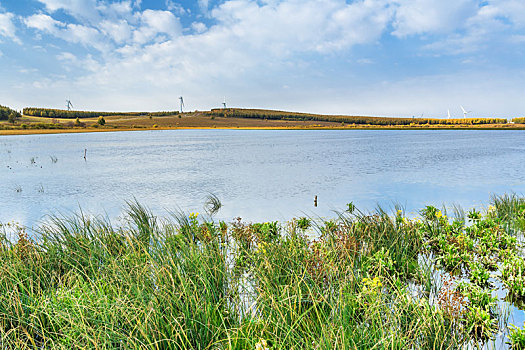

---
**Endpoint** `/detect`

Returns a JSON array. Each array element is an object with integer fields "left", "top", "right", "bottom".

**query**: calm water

[
  {"left": 1, "top": 129, "right": 524, "bottom": 332},
  {"left": 1, "top": 129, "right": 525, "bottom": 227}
]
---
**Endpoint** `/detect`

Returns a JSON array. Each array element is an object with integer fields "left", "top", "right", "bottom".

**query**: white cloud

[
  {"left": 99, "top": 19, "right": 132, "bottom": 43},
  {"left": 24, "top": 13, "right": 63, "bottom": 33},
  {"left": 166, "top": 0, "right": 187, "bottom": 15},
  {"left": 392, "top": 0, "right": 478, "bottom": 37},
  {"left": 25, "top": 13, "right": 106, "bottom": 50},
  {"left": 191, "top": 22, "right": 206, "bottom": 33},
  {"left": 0, "top": 11, "right": 19, "bottom": 42},
  {"left": 484, "top": 0, "right": 525, "bottom": 27},
  {"left": 198, "top": 0, "right": 209, "bottom": 12},
  {"left": 420, "top": 0, "right": 524, "bottom": 54},
  {"left": 209, "top": 0, "right": 392, "bottom": 55},
  {"left": 57, "top": 51, "right": 77, "bottom": 62},
  {"left": 37, "top": 0, "right": 100, "bottom": 23},
  {"left": 139, "top": 9, "right": 180, "bottom": 37}
]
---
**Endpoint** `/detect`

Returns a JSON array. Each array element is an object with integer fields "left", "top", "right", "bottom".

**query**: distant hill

[{"left": 206, "top": 108, "right": 507, "bottom": 126}]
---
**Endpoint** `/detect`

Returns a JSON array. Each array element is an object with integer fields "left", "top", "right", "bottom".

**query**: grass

[
  {"left": 0, "top": 195, "right": 524, "bottom": 349},
  {"left": 2, "top": 108, "right": 525, "bottom": 135}
]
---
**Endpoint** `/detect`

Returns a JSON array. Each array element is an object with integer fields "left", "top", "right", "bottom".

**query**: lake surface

[{"left": 1, "top": 129, "right": 525, "bottom": 228}]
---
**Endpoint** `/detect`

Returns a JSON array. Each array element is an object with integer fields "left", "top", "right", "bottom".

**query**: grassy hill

[{"left": 206, "top": 108, "right": 508, "bottom": 126}]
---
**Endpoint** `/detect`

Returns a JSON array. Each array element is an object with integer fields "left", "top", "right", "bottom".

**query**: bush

[{"left": 97, "top": 116, "right": 106, "bottom": 126}]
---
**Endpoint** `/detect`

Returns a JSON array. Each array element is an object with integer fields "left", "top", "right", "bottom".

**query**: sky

[{"left": 0, "top": 0, "right": 525, "bottom": 117}]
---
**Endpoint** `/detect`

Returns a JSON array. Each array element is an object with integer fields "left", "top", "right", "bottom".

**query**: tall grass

[{"left": 0, "top": 196, "right": 523, "bottom": 348}]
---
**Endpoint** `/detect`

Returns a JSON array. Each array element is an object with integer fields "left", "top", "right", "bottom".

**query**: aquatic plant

[
  {"left": 0, "top": 195, "right": 522, "bottom": 348},
  {"left": 297, "top": 217, "right": 311, "bottom": 230},
  {"left": 500, "top": 255, "right": 525, "bottom": 299},
  {"left": 507, "top": 323, "right": 525, "bottom": 349}
]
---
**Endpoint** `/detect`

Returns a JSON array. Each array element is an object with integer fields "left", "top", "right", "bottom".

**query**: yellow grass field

[{"left": 1, "top": 111, "right": 524, "bottom": 136}]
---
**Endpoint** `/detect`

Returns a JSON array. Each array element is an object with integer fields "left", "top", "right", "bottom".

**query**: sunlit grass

[{"left": 0, "top": 195, "right": 523, "bottom": 348}]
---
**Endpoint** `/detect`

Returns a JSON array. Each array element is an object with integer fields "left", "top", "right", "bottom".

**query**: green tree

[
  {"left": 8, "top": 112, "right": 17, "bottom": 124},
  {"left": 97, "top": 116, "right": 106, "bottom": 126}
]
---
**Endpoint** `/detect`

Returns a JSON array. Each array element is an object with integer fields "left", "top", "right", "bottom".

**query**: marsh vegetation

[{"left": 0, "top": 195, "right": 524, "bottom": 349}]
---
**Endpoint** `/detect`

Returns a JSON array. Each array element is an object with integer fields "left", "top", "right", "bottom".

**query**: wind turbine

[
  {"left": 460, "top": 105, "right": 471, "bottom": 118},
  {"left": 447, "top": 110, "right": 451, "bottom": 119},
  {"left": 179, "top": 96, "right": 184, "bottom": 113},
  {"left": 66, "top": 99, "right": 73, "bottom": 111}
]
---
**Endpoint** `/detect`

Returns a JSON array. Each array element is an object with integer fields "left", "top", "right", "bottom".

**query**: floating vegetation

[{"left": 0, "top": 194, "right": 523, "bottom": 348}]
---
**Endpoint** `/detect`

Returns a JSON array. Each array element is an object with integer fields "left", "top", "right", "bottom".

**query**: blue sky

[{"left": 0, "top": 0, "right": 524, "bottom": 117}]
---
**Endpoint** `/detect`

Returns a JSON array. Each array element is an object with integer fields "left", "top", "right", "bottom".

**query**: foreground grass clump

[{"left": 0, "top": 195, "right": 523, "bottom": 349}]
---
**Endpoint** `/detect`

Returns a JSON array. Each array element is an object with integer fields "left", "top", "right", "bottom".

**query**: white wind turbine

[
  {"left": 460, "top": 105, "right": 471, "bottom": 118},
  {"left": 447, "top": 110, "right": 451, "bottom": 119},
  {"left": 179, "top": 96, "right": 184, "bottom": 113}
]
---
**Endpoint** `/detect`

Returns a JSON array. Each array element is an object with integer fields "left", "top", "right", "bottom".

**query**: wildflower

[
  {"left": 436, "top": 210, "right": 443, "bottom": 218},
  {"left": 255, "top": 339, "right": 269, "bottom": 350},
  {"left": 373, "top": 277, "right": 382, "bottom": 287}
]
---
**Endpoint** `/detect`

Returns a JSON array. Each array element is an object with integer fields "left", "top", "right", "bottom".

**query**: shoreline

[{"left": 2, "top": 124, "right": 525, "bottom": 136}]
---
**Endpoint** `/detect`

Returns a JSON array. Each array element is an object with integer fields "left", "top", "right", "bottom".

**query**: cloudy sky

[{"left": 0, "top": 0, "right": 524, "bottom": 117}]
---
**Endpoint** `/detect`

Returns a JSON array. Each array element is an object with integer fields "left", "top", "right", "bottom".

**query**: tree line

[
  {"left": 0, "top": 105, "right": 22, "bottom": 123},
  {"left": 23, "top": 108, "right": 179, "bottom": 119},
  {"left": 207, "top": 108, "right": 508, "bottom": 126}
]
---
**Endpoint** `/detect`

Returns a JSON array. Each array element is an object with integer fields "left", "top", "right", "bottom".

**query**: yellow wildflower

[{"left": 255, "top": 339, "right": 269, "bottom": 350}]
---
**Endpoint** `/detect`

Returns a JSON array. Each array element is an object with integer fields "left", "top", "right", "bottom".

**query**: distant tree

[
  {"left": 97, "top": 116, "right": 106, "bottom": 126},
  {"left": 8, "top": 112, "right": 17, "bottom": 124}
]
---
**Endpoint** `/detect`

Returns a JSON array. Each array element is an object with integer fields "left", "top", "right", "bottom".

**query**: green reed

[{"left": 0, "top": 195, "right": 523, "bottom": 349}]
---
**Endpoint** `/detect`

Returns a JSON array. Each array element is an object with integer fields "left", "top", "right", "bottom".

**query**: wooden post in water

[
  {"left": 314, "top": 195, "right": 318, "bottom": 207},
  {"left": 84, "top": 149, "right": 87, "bottom": 161}
]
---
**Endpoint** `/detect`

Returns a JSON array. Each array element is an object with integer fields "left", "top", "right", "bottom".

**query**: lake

[{"left": 1, "top": 129, "right": 525, "bottom": 228}]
